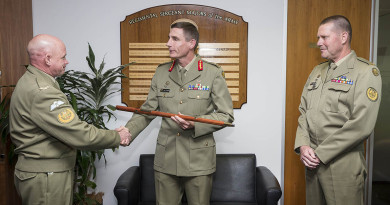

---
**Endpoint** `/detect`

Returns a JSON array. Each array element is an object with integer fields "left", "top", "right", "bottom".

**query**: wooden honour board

[{"left": 120, "top": 4, "right": 248, "bottom": 108}]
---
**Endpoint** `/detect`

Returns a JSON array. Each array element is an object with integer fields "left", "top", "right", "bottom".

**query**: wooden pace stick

[{"left": 116, "top": 105, "right": 234, "bottom": 127}]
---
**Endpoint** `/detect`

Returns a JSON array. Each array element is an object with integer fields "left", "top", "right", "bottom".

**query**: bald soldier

[
  {"left": 294, "top": 15, "right": 382, "bottom": 204},
  {"left": 125, "top": 19, "right": 234, "bottom": 205},
  {"left": 10, "top": 34, "right": 131, "bottom": 205}
]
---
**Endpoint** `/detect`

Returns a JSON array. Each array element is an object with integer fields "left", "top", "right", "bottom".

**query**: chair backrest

[
  {"left": 211, "top": 154, "right": 257, "bottom": 203},
  {"left": 139, "top": 154, "right": 156, "bottom": 203},
  {"left": 139, "top": 154, "right": 257, "bottom": 203}
]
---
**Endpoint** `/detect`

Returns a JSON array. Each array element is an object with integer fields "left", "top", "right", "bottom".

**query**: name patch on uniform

[
  {"left": 372, "top": 68, "right": 379, "bottom": 76},
  {"left": 58, "top": 108, "right": 75, "bottom": 124},
  {"left": 50, "top": 100, "right": 64, "bottom": 111},
  {"left": 160, "top": 88, "right": 170, "bottom": 92},
  {"left": 366, "top": 87, "right": 378, "bottom": 102}
]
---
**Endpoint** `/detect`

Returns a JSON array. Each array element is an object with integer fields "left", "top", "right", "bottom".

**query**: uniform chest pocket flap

[
  {"left": 326, "top": 83, "right": 352, "bottom": 113},
  {"left": 328, "top": 83, "right": 352, "bottom": 92},
  {"left": 188, "top": 91, "right": 210, "bottom": 100}
]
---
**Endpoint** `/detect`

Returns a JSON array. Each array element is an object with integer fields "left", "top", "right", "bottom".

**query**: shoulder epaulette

[
  {"left": 357, "top": 57, "right": 375, "bottom": 66},
  {"left": 202, "top": 59, "right": 221, "bottom": 68},
  {"left": 319, "top": 60, "right": 329, "bottom": 65},
  {"left": 156, "top": 60, "right": 175, "bottom": 72},
  {"left": 36, "top": 76, "right": 52, "bottom": 91},
  {"left": 157, "top": 60, "right": 174, "bottom": 67}
]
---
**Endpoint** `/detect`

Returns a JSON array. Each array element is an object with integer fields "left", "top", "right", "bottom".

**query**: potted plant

[
  {"left": 0, "top": 87, "right": 16, "bottom": 164},
  {"left": 57, "top": 43, "right": 132, "bottom": 205}
]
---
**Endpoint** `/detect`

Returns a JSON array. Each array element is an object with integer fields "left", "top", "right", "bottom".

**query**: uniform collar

[
  {"left": 335, "top": 51, "right": 353, "bottom": 67},
  {"left": 177, "top": 55, "right": 197, "bottom": 72},
  {"left": 27, "top": 65, "right": 60, "bottom": 90},
  {"left": 170, "top": 55, "right": 202, "bottom": 86},
  {"left": 322, "top": 51, "right": 357, "bottom": 83}
]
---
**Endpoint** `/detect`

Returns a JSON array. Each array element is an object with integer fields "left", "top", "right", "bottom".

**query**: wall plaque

[{"left": 121, "top": 4, "right": 248, "bottom": 108}]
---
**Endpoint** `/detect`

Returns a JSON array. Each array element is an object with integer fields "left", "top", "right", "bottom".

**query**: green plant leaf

[
  {"left": 56, "top": 43, "right": 130, "bottom": 202},
  {"left": 107, "top": 104, "right": 116, "bottom": 111}
]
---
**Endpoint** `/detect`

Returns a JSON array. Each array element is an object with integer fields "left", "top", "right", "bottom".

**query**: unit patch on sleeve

[
  {"left": 58, "top": 108, "right": 75, "bottom": 123},
  {"left": 366, "top": 87, "right": 378, "bottom": 102}
]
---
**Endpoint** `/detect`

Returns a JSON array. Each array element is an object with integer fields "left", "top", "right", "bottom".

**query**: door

[
  {"left": 284, "top": 0, "right": 372, "bottom": 204},
  {"left": 0, "top": 0, "right": 32, "bottom": 204}
]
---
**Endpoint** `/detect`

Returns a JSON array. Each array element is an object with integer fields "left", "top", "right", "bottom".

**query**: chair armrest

[
  {"left": 256, "top": 166, "right": 282, "bottom": 205},
  {"left": 114, "top": 166, "right": 140, "bottom": 205}
]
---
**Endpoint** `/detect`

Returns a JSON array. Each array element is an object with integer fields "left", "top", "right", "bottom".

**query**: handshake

[{"left": 115, "top": 126, "right": 132, "bottom": 146}]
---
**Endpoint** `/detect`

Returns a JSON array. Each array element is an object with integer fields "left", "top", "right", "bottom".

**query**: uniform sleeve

[
  {"left": 315, "top": 66, "right": 382, "bottom": 164},
  {"left": 31, "top": 87, "right": 120, "bottom": 150},
  {"left": 194, "top": 67, "right": 234, "bottom": 137},
  {"left": 294, "top": 74, "right": 313, "bottom": 154},
  {"left": 125, "top": 72, "right": 158, "bottom": 139}
]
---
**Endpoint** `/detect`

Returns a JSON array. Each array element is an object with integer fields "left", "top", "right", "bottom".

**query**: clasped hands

[
  {"left": 115, "top": 112, "right": 193, "bottom": 147},
  {"left": 115, "top": 126, "right": 132, "bottom": 146},
  {"left": 299, "top": 145, "right": 320, "bottom": 169}
]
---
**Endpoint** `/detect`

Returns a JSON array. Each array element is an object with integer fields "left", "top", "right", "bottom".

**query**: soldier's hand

[
  {"left": 299, "top": 145, "right": 320, "bottom": 169},
  {"left": 171, "top": 112, "right": 194, "bottom": 130},
  {"left": 115, "top": 126, "right": 132, "bottom": 146}
]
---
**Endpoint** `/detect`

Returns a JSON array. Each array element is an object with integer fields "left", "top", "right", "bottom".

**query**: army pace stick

[{"left": 116, "top": 105, "right": 234, "bottom": 127}]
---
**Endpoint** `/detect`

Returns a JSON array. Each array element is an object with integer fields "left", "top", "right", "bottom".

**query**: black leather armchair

[{"left": 114, "top": 154, "right": 282, "bottom": 205}]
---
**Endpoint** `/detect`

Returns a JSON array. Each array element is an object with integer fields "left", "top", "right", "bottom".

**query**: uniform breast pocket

[
  {"left": 156, "top": 88, "right": 175, "bottom": 111},
  {"left": 306, "top": 89, "right": 316, "bottom": 110},
  {"left": 326, "top": 83, "right": 352, "bottom": 113},
  {"left": 188, "top": 91, "right": 211, "bottom": 114},
  {"left": 306, "top": 78, "right": 321, "bottom": 110}
]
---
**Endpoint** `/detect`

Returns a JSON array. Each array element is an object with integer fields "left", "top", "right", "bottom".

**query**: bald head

[{"left": 27, "top": 34, "right": 68, "bottom": 77}]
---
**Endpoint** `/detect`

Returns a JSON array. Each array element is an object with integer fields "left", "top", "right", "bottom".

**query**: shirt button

[
  {"left": 197, "top": 95, "right": 200, "bottom": 99},
  {"left": 180, "top": 100, "right": 183, "bottom": 104},
  {"left": 177, "top": 133, "right": 180, "bottom": 136},
  {"left": 181, "top": 88, "right": 184, "bottom": 92}
]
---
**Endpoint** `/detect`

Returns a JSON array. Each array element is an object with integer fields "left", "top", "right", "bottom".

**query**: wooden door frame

[
  {"left": 284, "top": 0, "right": 372, "bottom": 204},
  {"left": 0, "top": 0, "right": 33, "bottom": 204}
]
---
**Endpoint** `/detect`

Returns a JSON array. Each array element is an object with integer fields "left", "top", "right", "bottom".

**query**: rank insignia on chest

[
  {"left": 188, "top": 84, "right": 209, "bottom": 91},
  {"left": 331, "top": 76, "right": 353, "bottom": 85},
  {"left": 198, "top": 60, "right": 203, "bottom": 71}
]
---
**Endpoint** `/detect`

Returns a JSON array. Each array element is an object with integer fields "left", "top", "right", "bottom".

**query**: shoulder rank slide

[
  {"left": 198, "top": 60, "right": 203, "bottom": 71},
  {"left": 169, "top": 60, "right": 176, "bottom": 72}
]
